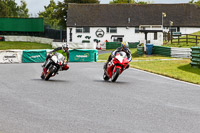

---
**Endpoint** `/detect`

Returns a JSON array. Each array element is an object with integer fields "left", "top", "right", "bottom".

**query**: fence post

[
  {"left": 178, "top": 36, "right": 180, "bottom": 45},
  {"left": 186, "top": 34, "right": 188, "bottom": 44},
  {"left": 168, "top": 32, "right": 170, "bottom": 42},
  {"left": 196, "top": 36, "right": 198, "bottom": 46},
  {"left": 171, "top": 32, "right": 173, "bottom": 44}
]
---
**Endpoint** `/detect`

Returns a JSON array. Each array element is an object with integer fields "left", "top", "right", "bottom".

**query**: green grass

[
  {"left": 163, "top": 31, "right": 200, "bottom": 48},
  {"left": 130, "top": 59, "right": 200, "bottom": 84},
  {"left": 0, "top": 41, "right": 52, "bottom": 50}
]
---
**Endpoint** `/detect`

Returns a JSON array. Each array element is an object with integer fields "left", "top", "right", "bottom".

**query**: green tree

[
  {"left": 55, "top": 0, "right": 99, "bottom": 29},
  {"left": 0, "top": 0, "right": 29, "bottom": 17},
  {"left": 0, "top": 0, "right": 18, "bottom": 17},
  {"left": 189, "top": 0, "right": 195, "bottom": 3},
  {"left": 39, "top": 0, "right": 59, "bottom": 29},
  {"left": 189, "top": 0, "right": 200, "bottom": 6},
  {"left": 18, "top": 0, "right": 29, "bottom": 18}
]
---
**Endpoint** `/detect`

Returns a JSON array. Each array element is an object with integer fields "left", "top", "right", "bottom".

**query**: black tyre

[
  {"left": 103, "top": 72, "right": 109, "bottom": 81},
  {"left": 45, "top": 68, "right": 54, "bottom": 80},
  {"left": 41, "top": 72, "right": 45, "bottom": 79},
  {"left": 111, "top": 68, "right": 120, "bottom": 82}
]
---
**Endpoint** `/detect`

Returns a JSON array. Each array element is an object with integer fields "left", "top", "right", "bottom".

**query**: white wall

[
  {"left": 67, "top": 27, "right": 163, "bottom": 46},
  {"left": 163, "top": 27, "right": 200, "bottom": 34},
  {"left": 180, "top": 27, "right": 200, "bottom": 34}
]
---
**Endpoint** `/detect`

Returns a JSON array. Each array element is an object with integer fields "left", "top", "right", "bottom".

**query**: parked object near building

[{"left": 146, "top": 44, "right": 154, "bottom": 55}]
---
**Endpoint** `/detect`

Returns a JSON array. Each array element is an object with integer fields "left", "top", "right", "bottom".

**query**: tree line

[
  {"left": 0, "top": 0, "right": 200, "bottom": 30},
  {"left": 0, "top": 0, "right": 29, "bottom": 17}
]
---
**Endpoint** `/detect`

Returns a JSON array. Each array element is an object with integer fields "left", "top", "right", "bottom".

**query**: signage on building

[{"left": 96, "top": 29, "right": 105, "bottom": 38}]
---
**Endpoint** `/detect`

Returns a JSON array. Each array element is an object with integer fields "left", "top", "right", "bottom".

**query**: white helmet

[{"left": 62, "top": 43, "right": 69, "bottom": 49}]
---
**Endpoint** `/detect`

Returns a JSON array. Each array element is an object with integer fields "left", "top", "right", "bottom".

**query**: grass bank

[
  {"left": 130, "top": 59, "right": 200, "bottom": 84},
  {"left": 0, "top": 41, "right": 52, "bottom": 50}
]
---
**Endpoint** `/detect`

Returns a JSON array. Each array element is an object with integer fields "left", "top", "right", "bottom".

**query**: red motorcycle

[{"left": 103, "top": 51, "right": 129, "bottom": 82}]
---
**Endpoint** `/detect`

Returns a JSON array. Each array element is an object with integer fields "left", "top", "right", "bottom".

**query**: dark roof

[{"left": 67, "top": 3, "right": 200, "bottom": 27}]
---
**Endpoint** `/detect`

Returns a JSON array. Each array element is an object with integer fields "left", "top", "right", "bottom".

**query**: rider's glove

[{"left": 111, "top": 54, "right": 115, "bottom": 58}]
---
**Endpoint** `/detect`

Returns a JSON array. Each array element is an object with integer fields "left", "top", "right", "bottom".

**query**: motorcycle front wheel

[
  {"left": 111, "top": 68, "right": 120, "bottom": 82},
  {"left": 41, "top": 72, "right": 45, "bottom": 79},
  {"left": 45, "top": 67, "right": 55, "bottom": 80}
]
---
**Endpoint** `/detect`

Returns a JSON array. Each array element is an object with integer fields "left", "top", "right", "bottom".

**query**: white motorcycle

[{"left": 41, "top": 52, "right": 69, "bottom": 80}]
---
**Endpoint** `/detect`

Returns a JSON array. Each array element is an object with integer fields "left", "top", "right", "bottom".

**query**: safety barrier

[
  {"left": 152, "top": 46, "right": 171, "bottom": 57},
  {"left": 22, "top": 50, "right": 47, "bottom": 63},
  {"left": 137, "top": 45, "right": 144, "bottom": 55},
  {"left": 190, "top": 47, "right": 200, "bottom": 68},
  {"left": 0, "top": 50, "right": 22, "bottom": 63},
  {"left": 0, "top": 49, "right": 99, "bottom": 63},
  {"left": 69, "top": 49, "right": 98, "bottom": 62},
  {"left": 4, "top": 36, "right": 53, "bottom": 45},
  {"left": 171, "top": 48, "right": 191, "bottom": 58},
  {"left": 106, "top": 42, "right": 140, "bottom": 49},
  {"left": 137, "top": 46, "right": 192, "bottom": 58}
]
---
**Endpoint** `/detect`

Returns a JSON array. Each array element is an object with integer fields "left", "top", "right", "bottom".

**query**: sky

[{"left": 15, "top": 0, "right": 194, "bottom": 16}]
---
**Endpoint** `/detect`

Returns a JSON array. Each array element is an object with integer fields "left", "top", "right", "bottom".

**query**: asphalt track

[{"left": 0, "top": 62, "right": 200, "bottom": 133}]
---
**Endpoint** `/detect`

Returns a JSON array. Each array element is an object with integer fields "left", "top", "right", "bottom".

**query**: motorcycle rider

[
  {"left": 104, "top": 41, "right": 132, "bottom": 70},
  {"left": 42, "top": 43, "right": 69, "bottom": 74}
]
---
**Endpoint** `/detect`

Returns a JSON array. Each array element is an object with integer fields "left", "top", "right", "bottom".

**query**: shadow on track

[
  {"left": 93, "top": 79, "right": 129, "bottom": 84},
  {"left": 32, "top": 79, "right": 69, "bottom": 83}
]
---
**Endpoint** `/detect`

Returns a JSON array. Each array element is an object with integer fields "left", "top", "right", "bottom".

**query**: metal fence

[{"left": 0, "top": 28, "right": 66, "bottom": 42}]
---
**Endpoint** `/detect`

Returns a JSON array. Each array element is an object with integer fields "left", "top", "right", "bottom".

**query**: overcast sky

[{"left": 15, "top": 0, "right": 194, "bottom": 16}]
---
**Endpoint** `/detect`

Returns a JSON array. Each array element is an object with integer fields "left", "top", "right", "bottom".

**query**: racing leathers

[
  {"left": 42, "top": 47, "right": 69, "bottom": 73},
  {"left": 104, "top": 47, "right": 132, "bottom": 70}
]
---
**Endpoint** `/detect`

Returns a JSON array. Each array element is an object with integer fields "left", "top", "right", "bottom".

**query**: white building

[{"left": 67, "top": 4, "right": 200, "bottom": 46}]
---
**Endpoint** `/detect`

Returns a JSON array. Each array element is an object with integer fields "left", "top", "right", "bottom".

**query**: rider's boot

[{"left": 42, "top": 60, "right": 48, "bottom": 67}]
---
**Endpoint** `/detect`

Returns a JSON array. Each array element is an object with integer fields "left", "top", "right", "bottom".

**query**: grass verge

[
  {"left": 0, "top": 41, "right": 52, "bottom": 50},
  {"left": 130, "top": 59, "right": 200, "bottom": 85}
]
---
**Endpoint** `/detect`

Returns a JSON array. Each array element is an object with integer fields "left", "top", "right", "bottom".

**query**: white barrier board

[{"left": 0, "top": 50, "right": 23, "bottom": 63}]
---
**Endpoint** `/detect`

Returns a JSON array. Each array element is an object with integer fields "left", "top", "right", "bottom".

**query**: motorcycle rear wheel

[
  {"left": 111, "top": 68, "right": 120, "bottom": 82},
  {"left": 103, "top": 72, "right": 109, "bottom": 81}
]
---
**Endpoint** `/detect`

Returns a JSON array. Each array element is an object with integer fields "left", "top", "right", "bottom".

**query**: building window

[
  {"left": 107, "top": 27, "right": 117, "bottom": 33},
  {"left": 76, "top": 27, "right": 82, "bottom": 33},
  {"left": 83, "top": 27, "right": 90, "bottom": 33},
  {"left": 177, "top": 27, "right": 180, "bottom": 32},
  {"left": 169, "top": 27, "right": 177, "bottom": 32},
  {"left": 76, "top": 27, "right": 90, "bottom": 33},
  {"left": 154, "top": 32, "right": 157, "bottom": 40},
  {"left": 135, "top": 27, "right": 139, "bottom": 33}
]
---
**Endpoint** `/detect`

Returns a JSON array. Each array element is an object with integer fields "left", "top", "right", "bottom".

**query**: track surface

[{"left": 0, "top": 63, "right": 200, "bottom": 133}]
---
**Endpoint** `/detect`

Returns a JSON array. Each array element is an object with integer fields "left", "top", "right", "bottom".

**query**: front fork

[{"left": 113, "top": 65, "right": 122, "bottom": 74}]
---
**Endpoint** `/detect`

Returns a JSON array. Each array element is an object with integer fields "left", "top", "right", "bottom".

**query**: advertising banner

[
  {"left": 69, "top": 49, "right": 98, "bottom": 62},
  {"left": 22, "top": 50, "right": 46, "bottom": 63},
  {"left": 0, "top": 50, "right": 22, "bottom": 63}
]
